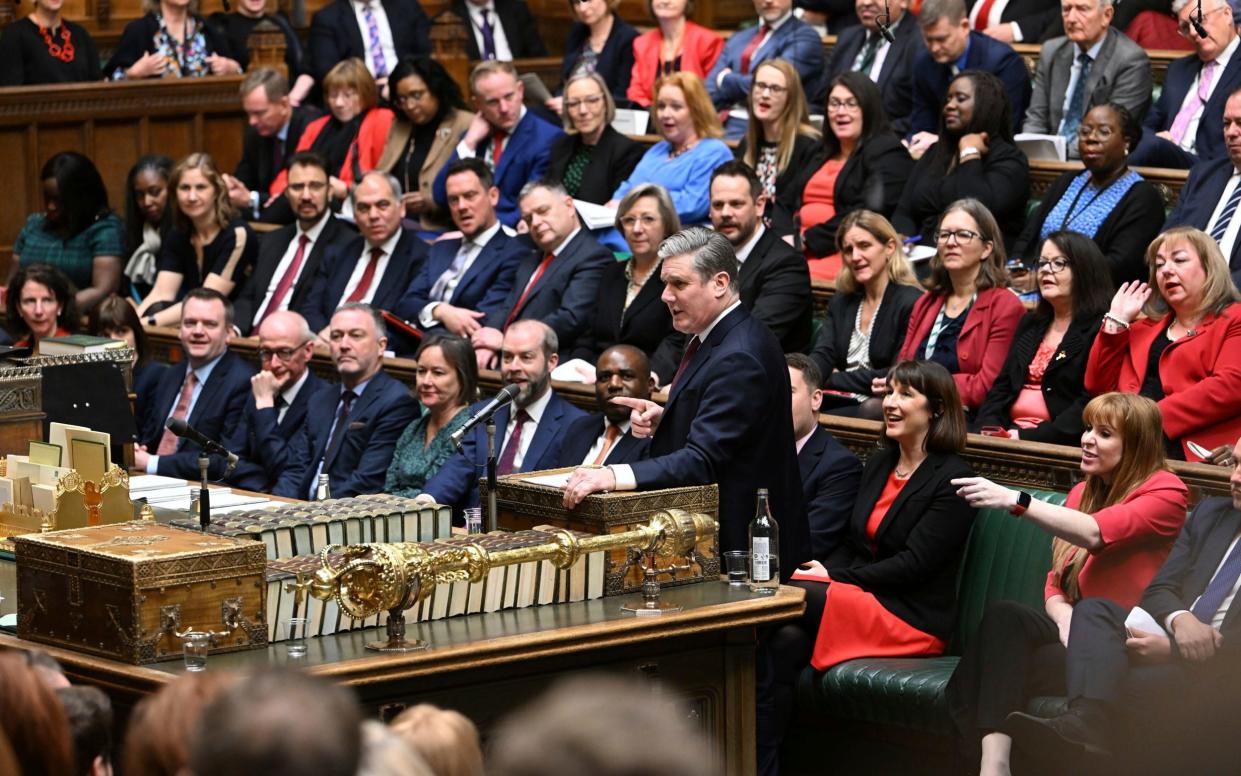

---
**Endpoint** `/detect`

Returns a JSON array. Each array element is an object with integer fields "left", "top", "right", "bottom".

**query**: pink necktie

[
  {"left": 1170, "top": 60, "right": 1217, "bottom": 145},
  {"left": 157, "top": 370, "right": 197, "bottom": 455}
]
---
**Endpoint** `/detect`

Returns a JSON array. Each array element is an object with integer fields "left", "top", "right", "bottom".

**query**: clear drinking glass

[
  {"left": 723, "top": 551, "right": 749, "bottom": 586},
  {"left": 283, "top": 617, "right": 310, "bottom": 657},
  {"left": 182, "top": 631, "right": 210, "bottom": 672}
]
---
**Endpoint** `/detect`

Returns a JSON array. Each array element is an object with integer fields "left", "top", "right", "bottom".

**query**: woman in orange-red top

[
  {"left": 6, "top": 263, "right": 77, "bottom": 352},
  {"left": 626, "top": 0, "right": 723, "bottom": 107},
  {"left": 275, "top": 58, "right": 395, "bottom": 204},
  {"left": 757, "top": 360, "right": 976, "bottom": 775},
  {"left": 946, "top": 392, "right": 1187, "bottom": 775}
]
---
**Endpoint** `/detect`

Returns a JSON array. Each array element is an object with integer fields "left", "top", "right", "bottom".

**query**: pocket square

[{"left": 348, "top": 421, "right": 367, "bottom": 430}]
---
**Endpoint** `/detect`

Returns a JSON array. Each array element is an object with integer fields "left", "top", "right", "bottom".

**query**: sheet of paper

[
  {"left": 1124, "top": 606, "right": 1168, "bottom": 637},
  {"left": 48, "top": 422, "right": 91, "bottom": 461},
  {"left": 612, "top": 108, "right": 650, "bottom": 136},
  {"left": 551, "top": 358, "right": 596, "bottom": 384},
  {"left": 69, "top": 439, "right": 108, "bottom": 482},
  {"left": 28, "top": 442, "right": 62, "bottom": 467},
  {"left": 30, "top": 483, "right": 57, "bottom": 516},
  {"left": 520, "top": 472, "right": 573, "bottom": 489},
  {"left": 62, "top": 427, "right": 111, "bottom": 471},
  {"left": 573, "top": 199, "right": 618, "bottom": 230},
  {"left": 1014, "top": 133, "right": 1067, "bottom": 162}
]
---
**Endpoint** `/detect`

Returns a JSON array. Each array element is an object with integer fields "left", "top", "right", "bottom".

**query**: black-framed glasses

[
  {"left": 1076, "top": 124, "right": 1115, "bottom": 141},
  {"left": 259, "top": 347, "right": 298, "bottom": 362},
  {"left": 1036, "top": 257, "right": 1070, "bottom": 274},
  {"left": 934, "top": 229, "right": 982, "bottom": 244},
  {"left": 754, "top": 81, "right": 788, "bottom": 95}
]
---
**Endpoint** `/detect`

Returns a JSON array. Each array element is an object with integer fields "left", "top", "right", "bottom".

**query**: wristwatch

[
  {"left": 1010, "top": 490, "right": 1032, "bottom": 516},
  {"left": 959, "top": 146, "right": 981, "bottom": 161}
]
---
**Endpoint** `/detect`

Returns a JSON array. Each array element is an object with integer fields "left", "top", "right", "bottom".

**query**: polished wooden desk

[{"left": 0, "top": 582, "right": 803, "bottom": 776}]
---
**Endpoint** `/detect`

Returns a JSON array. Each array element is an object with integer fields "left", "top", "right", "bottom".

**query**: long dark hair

[
  {"left": 821, "top": 71, "right": 890, "bottom": 160},
  {"left": 124, "top": 155, "right": 174, "bottom": 254},
  {"left": 40, "top": 152, "right": 111, "bottom": 241},
  {"left": 389, "top": 56, "right": 468, "bottom": 125},
  {"left": 1035, "top": 231, "right": 1114, "bottom": 323},
  {"left": 416, "top": 333, "right": 479, "bottom": 407},
  {"left": 928, "top": 70, "right": 1013, "bottom": 172},
  {"left": 6, "top": 263, "right": 79, "bottom": 340}
]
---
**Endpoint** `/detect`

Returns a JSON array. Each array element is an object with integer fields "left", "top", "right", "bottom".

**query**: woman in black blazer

[
  {"left": 105, "top": 0, "right": 239, "bottom": 79},
  {"left": 569, "top": 183, "right": 683, "bottom": 383},
  {"left": 972, "top": 230, "right": 1114, "bottom": 444},
  {"left": 893, "top": 70, "right": 1030, "bottom": 250},
  {"left": 546, "top": 73, "right": 644, "bottom": 205},
  {"left": 808, "top": 210, "right": 923, "bottom": 418},
  {"left": 758, "top": 359, "right": 977, "bottom": 774},
  {"left": 556, "top": 0, "right": 639, "bottom": 106}
]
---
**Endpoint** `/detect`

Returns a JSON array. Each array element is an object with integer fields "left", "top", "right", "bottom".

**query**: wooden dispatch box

[
  {"left": 13, "top": 521, "right": 267, "bottom": 664},
  {"left": 481, "top": 469, "right": 719, "bottom": 595}
]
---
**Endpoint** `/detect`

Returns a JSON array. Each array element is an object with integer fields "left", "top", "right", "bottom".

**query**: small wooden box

[
  {"left": 481, "top": 469, "right": 719, "bottom": 595},
  {"left": 13, "top": 522, "right": 268, "bottom": 664}
]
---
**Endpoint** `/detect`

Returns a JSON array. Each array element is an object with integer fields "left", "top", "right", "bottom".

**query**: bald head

[{"left": 257, "top": 310, "right": 314, "bottom": 390}]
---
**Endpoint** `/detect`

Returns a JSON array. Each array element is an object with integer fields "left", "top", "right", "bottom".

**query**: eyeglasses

[
  {"left": 620, "top": 214, "right": 659, "bottom": 229},
  {"left": 826, "top": 97, "right": 860, "bottom": 111},
  {"left": 934, "top": 229, "right": 982, "bottom": 244},
  {"left": 395, "top": 90, "right": 427, "bottom": 107},
  {"left": 753, "top": 81, "right": 788, "bottom": 96},
  {"left": 566, "top": 94, "right": 604, "bottom": 111},
  {"left": 1076, "top": 124, "right": 1116, "bottom": 140},
  {"left": 1177, "top": 5, "right": 1227, "bottom": 36},
  {"left": 1036, "top": 257, "right": 1070, "bottom": 274},
  {"left": 259, "top": 347, "right": 299, "bottom": 361}
]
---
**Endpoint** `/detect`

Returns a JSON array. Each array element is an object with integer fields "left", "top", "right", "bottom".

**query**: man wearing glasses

[{"left": 1130, "top": 0, "right": 1241, "bottom": 168}]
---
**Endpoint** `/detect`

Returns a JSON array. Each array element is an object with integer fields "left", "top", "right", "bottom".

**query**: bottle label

[{"left": 752, "top": 537, "right": 771, "bottom": 581}]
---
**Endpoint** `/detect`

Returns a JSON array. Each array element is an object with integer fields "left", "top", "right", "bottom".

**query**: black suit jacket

[
  {"left": 559, "top": 18, "right": 639, "bottom": 101},
  {"left": 824, "top": 448, "right": 977, "bottom": 641},
  {"left": 1013, "top": 170, "right": 1166, "bottom": 285},
  {"left": 223, "top": 372, "right": 330, "bottom": 491},
  {"left": 570, "top": 259, "right": 684, "bottom": 382},
  {"left": 454, "top": 0, "right": 546, "bottom": 59},
  {"left": 233, "top": 215, "right": 349, "bottom": 335},
  {"left": 1144, "top": 52, "right": 1241, "bottom": 164},
  {"left": 554, "top": 412, "right": 650, "bottom": 468},
  {"left": 808, "top": 282, "right": 923, "bottom": 394},
  {"left": 799, "top": 132, "right": 915, "bottom": 257},
  {"left": 1166, "top": 156, "right": 1241, "bottom": 286},
  {"left": 484, "top": 229, "right": 613, "bottom": 354},
  {"left": 234, "top": 104, "right": 322, "bottom": 204},
  {"left": 799, "top": 426, "right": 863, "bottom": 560},
  {"left": 546, "top": 127, "right": 644, "bottom": 205},
  {"left": 971, "top": 312, "right": 1101, "bottom": 445},
  {"left": 739, "top": 228, "right": 814, "bottom": 353},
  {"left": 296, "top": 229, "right": 429, "bottom": 333},
  {"left": 274, "top": 370, "right": 419, "bottom": 498},
  {"left": 141, "top": 351, "right": 255, "bottom": 479},
  {"left": 628, "top": 306, "right": 810, "bottom": 577},
  {"left": 825, "top": 13, "right": 925, "bottom": 133},
  {"left": 308, "top": 0, "right": 431, "bottom": 82}
]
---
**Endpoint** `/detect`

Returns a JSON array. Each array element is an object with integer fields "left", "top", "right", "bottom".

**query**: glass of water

[
  {"left": 722, "top": 551, "right": 749, "bottom": 586},
  {"left": 283, "top": 617, "right": 310, "bottom": 657},
  {"left": 182, "top": 631, "right": 210, "bottom": 672},
  {"left": 464, "top": 507, "right": 483, "bottom": 535}
]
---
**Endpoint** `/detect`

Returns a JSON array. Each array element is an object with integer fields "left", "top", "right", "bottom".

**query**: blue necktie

[
  {"left": 1191, "top": 537, "right": 1241, "bottom": 623},
  {"left": 479, "top": 9, "right": 496, "bottom": 60},
  {"left": 1210, "top": 178, "right": 1241, "bottom": 242},
  {"left": 1061, "top": 52, "right": 1092, "bottom": 140}
]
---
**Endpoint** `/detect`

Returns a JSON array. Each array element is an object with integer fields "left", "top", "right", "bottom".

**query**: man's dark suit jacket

[
  {"left": 141, "top": 351, "right": 255, "bottom": 479},
  {"left": 393, "top": 226, "right": 529, "bottom": 326},
  {"left": 966, "top": 0, "right": 1063, "bottom": 42},
  {"left": 233, "top": 215, "right": 349, "bottom": 335},
  {"left": 809, "top": 283, "right": 923, "bottom": 394},
  {"left": 546, "top": 127, "right": 645, "bottom": 205},
  {"left": 826, "top": 14, "right": 925, "bottom": 134},
  {"left": 1137, "top": 51, "right": 1241, "bottom": 166},
  {"left": 1166, "top": 156, "right": 1241, "bottom": 286},
  {"left": 739, "top": 228, "right": 814, "bottom": 353},
  {"left": 423, "top": 391, "right": 588, "bottom": 515},
  {"left": 273, "top": 370, "right": 418, "bottom": 499},
  {"left": 223, "top": 372, "right": 329, "bottom": 491},
  {"left": 554, "top": 412, "right": 650, "bottom": 468},
  {"left": 908, "top": 31, "right": 1032, "bottom": 136},
  {"left": 296, "top": 229, "right": 429, "bottom": 333},
  {"left": 308, "top": 0, "right": 430, "bottom": 82},
  {"left": 453, "top": 0, "right": 546, "bottom": 59},
  {"left": 484, "top": 229, "right": 612, "bottom": 355},
  {"left": 799, "top": 425, "right": 863, "bottom": 560},
  {"left": 234, "top": 105, "right": 322, "bottom": 203},
  {"left": 628, "top": 306, "right": 810, "bottom": 577},
  {"left": 569, "top": 259, "right": 683, "bottom": 383}
]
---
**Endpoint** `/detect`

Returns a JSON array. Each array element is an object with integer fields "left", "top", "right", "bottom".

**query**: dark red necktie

[
  {"left": 347, "top": 247, "right": 384, "bottom": 303},
  {"left": 503, "top": 253, "right": 555, "bottom": 329},
  {"left": 258, "top": 234, "right": 308, "bottom": 326},
  {"left": 740, "top": 23, "right": 771, "bottom": 75},
  {"left": 496, "top": 408, "right": 531, "bottom": 475},
  {"left": 670, "top": 337, "right": 701, "bottom": 390}
]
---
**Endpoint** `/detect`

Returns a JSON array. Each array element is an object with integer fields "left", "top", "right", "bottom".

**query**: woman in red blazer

[
  {"left": 626, "top": 0, "right": 723, "bottom": 107},
  {"left": 1085, "top": 226, "right": 1241, "bottom": 461},
  {"left": 892, "top": 198, "right": 1025, "bottom": 412},
  {"left": 946, "top": 392, "right": 1188, "bottom": 774}
]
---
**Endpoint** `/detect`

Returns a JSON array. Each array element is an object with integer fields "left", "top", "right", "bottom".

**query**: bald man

[{"left": 224, "top": 310, "right": 329, "bottom": 491}]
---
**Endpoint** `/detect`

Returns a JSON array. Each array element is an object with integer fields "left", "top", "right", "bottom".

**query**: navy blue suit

[
  {"left": 1165, "top": 156, "right": 1241, "bottom": 285},
  {"left": 141, "top": 351, "right": 255, "bottom": 480},
  {"left": 797, "top": 425, "right": 862, "bottom": 560},
  {"left": 484, "top": 229, "right": 613, "bottom": 355},
  {"left": 1130, "top": 51, "right": 1241, "bottom": 168},
  {"left": 628, "top": 306, "right": 810, "bottom": 577},
  {"left": 393, "top": 227, "right": 529, "bottom": 327},
  {"left": 223, "top": 372, "right": 330, "bottom": 492},
  {"left": 432, "top": 111, "right": 565, "bottom": 227},
  {"left": 826, "top": 14, "right": 925, "bottom": 134},
  {"left": 295, "top": 229, "right": 428, "bottom": 334},
  {"left": 273, "top": 370, "right": 418, "bottom": 499},
  {"left": 423, "top": 391, "right": 588, "bottom": 515},
  {"left": 554, "top": 412, "right": 650, "bottom": 468},
  {"left": 308, "top": 0, "right": 430, "bottom": 83},
  {"left": 908, "top": 31, "right": 1032, "bottom": 137}
]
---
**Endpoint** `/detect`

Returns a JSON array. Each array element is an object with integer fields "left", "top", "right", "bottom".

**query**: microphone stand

[
  {"left": 1192, "top": 0, "right": 1208, "bottom": 39},
  {"left": 197, "top": 452, "right": 211, "bottom": 532},
  {"left": 877, "top": 0, "right": 896, "bottom": 43},
  {"left": 485, "top": 419, "right": 498, "bottom": 533}
]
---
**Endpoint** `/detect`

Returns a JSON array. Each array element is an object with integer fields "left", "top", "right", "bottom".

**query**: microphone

[
  {"left": 450, "top": 384, "right": 521, "bottom": 449},
  {"left": 877, "top": 0, "right": 896, "bottom": 43},
  {"left": 164, "top": 418, "right": 240, "bottom": 468},
  {"left": 1192, "top": 0, "right": 1209, "bottom": 38}
]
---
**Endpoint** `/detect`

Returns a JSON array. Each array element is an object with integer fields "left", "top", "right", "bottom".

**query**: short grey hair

[
  {"left": 507, "top": 319, "right": 558, "bottom": 357},
  {"left": 518, "top": 178, "right": 569, "bottom": 201},
  {"left": 240, "top": 67, "right": 289, "bottom": 100},
  {"left": 351, "top": 171, "right": 402, "bottom": 205},
  {"left": 615, "top": 183, "right": 681, "bottom": 236},
  {"left": 333, "top": 302, "right": 387, "bottom": 340},
  {"left": 919, "top": 0, "right": 967, "bottom": 26},
  {"left": 1172, "top": 0, "right": 1225, "bottom": 13},
  {"left": 657, "top": 227, "right": 740, "bottom": 292}
]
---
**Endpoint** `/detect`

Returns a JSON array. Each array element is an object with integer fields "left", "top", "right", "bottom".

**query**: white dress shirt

[
  {"left": 339, "top": 229, "right": 402, "bottom": 307},
  {"left": 456, "top": 107, "right": 527, "bottom": 166},
  {"left": 1165, "top": 532, "right": 1241, "bottom": 632},
  {"left": 349, "top": 0, "right": 399, "bottom": 78},
  {"left": 580, "top": 418, "right": 632, "bottom": 466},
  {"left": 1208, "top": 171, "right": 1241, "bottom": 260},
  {"left": 465, "top": 0, "right": 514, "bottom": 60},
  {"left": 418, "top": 221, "right": 505, "bottom": 327},
  {"left": 503, "top": 387, "right": 553, "bottom": 471},
  {"left": 735, "top": 224, "right": 766, "bottom": 266},
  {"left": 277, "top": 370, "right": 312, "bottom": 425},
  {"left": 146, "top": 353, "right": 226, "bottom": 474},
  {"left": 253, "top": 212, "right": 332, "bottom": 323},
  {"left": 727, "top": 12, "right": 794, "bottom": 118},
  {"left": 1058, "top": 35, "right": 1107, "bottom": 135},
  {"left": 853, "top": 13, "right": 907, "bottom": 82},
  {"left": 968, "top": 0, "right": 1025, "bottom": 41},
  {"left": 1177, "top": 35, "right": 1239, "bottom": 153}
]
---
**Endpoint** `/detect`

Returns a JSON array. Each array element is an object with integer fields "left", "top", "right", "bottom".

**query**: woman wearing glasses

[
  {"left": 376, "top": 56, "right": 473, "bottom": 232},
  {"left": 1011, "top": 104, "right": 1164, "bottom": 285},
  {"left": 546, "top": 72, "right": 644, "bottom": 205},
  {"left": 796, "top": 72, "right": 912, "bottom": 279},
  {"left": 890, "top": 198, "right": 1024, "bottom": 414},
  {"left": 972, "top": 231, "right": 1114, "bottom": 443},
  {"left": 893, "top": 70, "right": 1029, "bottom": 250}
]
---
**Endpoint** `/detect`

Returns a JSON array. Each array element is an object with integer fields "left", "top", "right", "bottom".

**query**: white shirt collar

[
  {"left": 734, "top": 224, "right": 765, "bottom": 265},
  {"left": 762, "top": 11, "right": 793, "bottom": 31},
  {"left": 1211, "top": 33, "right": 1240, "bottom": 68},
  {"left": 298, "top": 211, "right": 331, "bottom": 241},
  {"left": 369, "top": 228, "right": 402, "bottom": 256},
  {"left": 466, "top": 219, "right": 502, "bottom": 249},
  {"left": 795, "top": 426, "right": 815, "bottom": 454},
  {"left": 696, "top": 299, "right": 742, "bottom": 343},
  {"left": 280, "top": 369, "right": 311, "bottom": 407},
  {"left": 549, "top": 226, "right": 582, "bottom": 257},
  {"left": 516, "top": 384, "right": 554, "bottom": 425}
]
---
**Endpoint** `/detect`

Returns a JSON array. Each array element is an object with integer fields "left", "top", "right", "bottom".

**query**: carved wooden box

[
  {"left": 13, "top": 522, "right": 267, "bottom": 664},
  {"left": 480, "top": 469, "right": 719, "bottom": 595}
]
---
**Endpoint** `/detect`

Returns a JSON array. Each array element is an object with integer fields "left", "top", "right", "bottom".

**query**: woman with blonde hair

[
  {"left": 809, "top": 210, "right": 923, "bottom": 418},
  {"left": 948, "top": 392, "right": 1189, "bottom": 776},
  {"left": 734, "top": 59, "right": 821, "bottom": 232},
  {"left": 547, "top": 72, "right": 643, "bottom": 205},
  {"left": 389, "top": 704, "right": 484, "bottom": 776},
  {"left": 610, "top": 71, "right": 733, "bottom": 224},
  {"left": 136, "top": 153, "right": 257, "bottom": 326}
]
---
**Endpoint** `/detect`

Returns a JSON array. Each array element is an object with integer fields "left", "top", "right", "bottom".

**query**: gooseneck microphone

[
  {"left": 877, "top": 0, "right": 896, "bottom": 43},
  {"left": 1192, "top": 0, "right": 1209, "bottom": 39},
  {"left": 450, "top": 384, "right": 522, "bottom": 450},
  {"left": 164, "top": 418, "right": 240, "bottom": 468}
]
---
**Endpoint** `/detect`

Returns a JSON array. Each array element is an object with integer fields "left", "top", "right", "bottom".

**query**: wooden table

[{"left": 1, "top": 582, "right": 803, "bottom": 776}]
